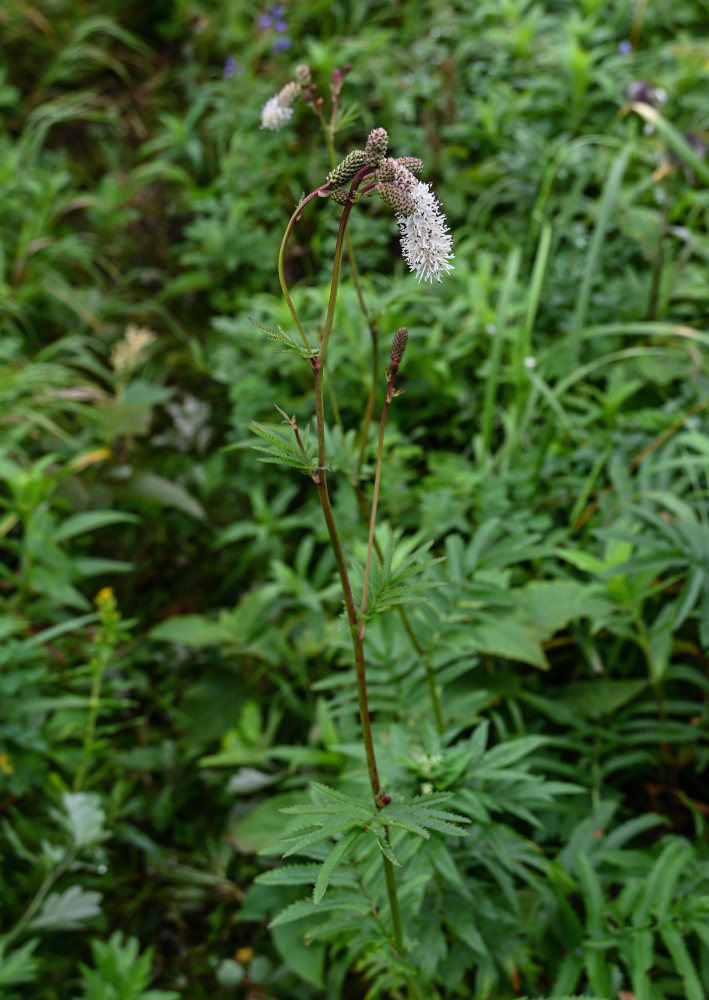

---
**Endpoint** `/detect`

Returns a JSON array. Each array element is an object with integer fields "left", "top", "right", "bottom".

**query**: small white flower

[
  {"left": 260, "top": 94, "right": 293, "bottom": 131},
  {"left": 523, "top": 355, "right": 537, "bottom": 371},
  {"left": 397, "top": 180, "right": 454, "bottom": 283}
]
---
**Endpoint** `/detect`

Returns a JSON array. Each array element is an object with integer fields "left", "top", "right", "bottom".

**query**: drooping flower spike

[{"left": 396, "top": 180, "right": 454, "bottom": 284}]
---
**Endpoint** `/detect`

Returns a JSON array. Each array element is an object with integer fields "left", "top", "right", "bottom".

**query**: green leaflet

[
  {"left": 248, "top": 420, "right": 317, "bottom": 476},
  {"left": 249, "top": 316, "right": 313, "bottom": 358}
]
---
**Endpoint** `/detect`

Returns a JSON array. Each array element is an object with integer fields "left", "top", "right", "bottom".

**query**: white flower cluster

[
  {"left": 260, "top": 80, "right": 300, "bottom": 131},
  {"left": 397, "top": 181, "right": 454, "bottom": 283},
  {"left": 260, "top": 93, "right": 293, "bottom": 131}
]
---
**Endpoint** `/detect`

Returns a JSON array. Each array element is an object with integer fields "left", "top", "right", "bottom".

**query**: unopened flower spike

[
  {"left": 376, "top": 180, "right": 415, "bottom": 215},
  {"left": 330, "top": 186, "right": 351, "bottom": 206},
  {"left": 294, "top": 64, "right": 311, "bottom": 87},
  {"left": 390, "top": 327, "right": 408, "bottom": 367},
  {"left": 327, "top": 148, "right": 367, "bottom": 189},
  {"left": 396, "top": 156, "right": 424, "bottom": 177},
  {"left": 386, "top": 327, "right": 408, "bottom": 387},
  {"left": 365, "top": 127, "right": 389, "bottom": 166}
]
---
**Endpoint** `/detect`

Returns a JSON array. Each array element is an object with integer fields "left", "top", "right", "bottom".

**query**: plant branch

[{"left": 4, "top": 850, "right": 75, "bottom": 948}]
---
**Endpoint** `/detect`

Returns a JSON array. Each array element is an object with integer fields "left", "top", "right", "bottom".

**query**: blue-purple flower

[
  {"left": 258, "top": 4, "right": 290, "bottom": 52},
  {"left": 222, "top": 55, "right": 241, "bottom": 79}
]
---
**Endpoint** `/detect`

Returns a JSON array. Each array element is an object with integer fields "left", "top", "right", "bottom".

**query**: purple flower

[
  {"left": 272, "top": 36, "right": 292, "bottom": 51},
  {"left": 222, "top": 55, "right": 240, "bottom": 79},
  {"left": 271, "top": 3, "right": 285, "bottom": 14},
  {"left": 275, "top": 18, "right": 288, "bottom": 31},
  {"left": 618, "top": 39, "right": 633, "bottom": 55},
  {"left": 258, "top": 13, "right": 273, "bottom": 27}
]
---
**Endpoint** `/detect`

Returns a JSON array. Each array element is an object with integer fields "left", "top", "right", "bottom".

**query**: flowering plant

[{"left": 250, "top": 66, "right": 463, "bottom": 996}]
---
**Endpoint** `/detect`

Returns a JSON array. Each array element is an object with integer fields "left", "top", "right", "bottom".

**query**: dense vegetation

[{"left": 2, "top": 1, "right": 709, "bottom": 998}]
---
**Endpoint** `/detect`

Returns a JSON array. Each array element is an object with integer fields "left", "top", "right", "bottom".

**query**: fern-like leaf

[
  {"left": 248, "top": 420, "right": 316, "bottom": 476},
  {"left": 249, "top": 317, "right": 313, "bottom": 358},
  {"left": 269, "top": 889, "right": 369, "bottom": 928}
]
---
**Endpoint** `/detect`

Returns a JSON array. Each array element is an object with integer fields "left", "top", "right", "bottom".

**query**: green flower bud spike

[
  {"left": 330, "top": 185, "right": 351, "bottom": 205},
  {"left": 396, "top": 156, "right": 424, "bottom": 177},
  {"left": 387, "top": 326, "right": 408, "bottom": 379},
  {"left": 327, "top": 148, "right": 367, "bottom": 188}
]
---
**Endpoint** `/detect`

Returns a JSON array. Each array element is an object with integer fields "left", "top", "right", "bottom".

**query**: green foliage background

[{"left": 2, "top": 0, "right": 709, "bottom": 997}]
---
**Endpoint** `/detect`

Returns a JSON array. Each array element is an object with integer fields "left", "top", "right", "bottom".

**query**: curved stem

[
  {"left": 277, "top": 186, "right": 330, "bottom": 356},
  {"left": 320, "top": 201, "right": 352, "bottom": 360}
]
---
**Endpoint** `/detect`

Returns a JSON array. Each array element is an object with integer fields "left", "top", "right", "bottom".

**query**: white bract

[{"left": 397, "top": 181, "right": 454, "bottom": 283}]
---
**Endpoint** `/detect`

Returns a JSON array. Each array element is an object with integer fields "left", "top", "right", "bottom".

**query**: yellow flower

[
  {"left": 95, "top": 587, "right": 115, "bottom": 607},
  {"left": 0, "top": 753, "right": 14, "bottom": 775}
]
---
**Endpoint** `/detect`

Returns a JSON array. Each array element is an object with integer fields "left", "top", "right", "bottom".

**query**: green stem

[
  {"left": 320, "top": 202, "right": 352, "bottom": 361},
  {"left": 324, "top": 358, "right": 345, "bottom": 436},
  {"left": 4, "top": 851, "right": 75, "bottom": 948},
  {"left": 356, "top": 334, "right": 379, "bottom": 476},
  {"left": 74, "top": 649, "right": 108, "bottom": 792},
  {"left": 352, "top": 461, "right": 444, "bottom": 734},
  {"left": 383, "top": 854, "right": 404, "bottom": 950},
  {"left": 313, "top": 441, "right": 383, "bottom": 804}
]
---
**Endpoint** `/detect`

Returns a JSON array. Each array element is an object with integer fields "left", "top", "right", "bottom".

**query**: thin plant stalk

[
  {"left": 316, "top": 111, "right": 381, "bottom": 478},
  {"left": 73, "top": 655, "right": 104, "bottom": 792},
  {"left": 314, "top": 108, "right": 441, "bottom": 736},
  {"left": 360, "top": 377, "right": 392, "bottom": 624},
  {"left": 309, "top": 185, "right": 386, "bottom": 802},
  {"left": 281, "top": 172, "right": 407, "bottom": 950},
  {"left": 352, "top": 487, "right": 444, "bottom": 734}
]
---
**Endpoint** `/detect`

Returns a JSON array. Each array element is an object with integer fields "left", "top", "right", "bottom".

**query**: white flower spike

[
  {"left": 260, "top": 94, "right": 294, "bottom": 131},
  {"left": 397, "top": 181, "right": 454, "bottom": 283}
]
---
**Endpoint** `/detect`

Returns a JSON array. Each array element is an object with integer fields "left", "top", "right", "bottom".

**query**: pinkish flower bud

[
  {"left": 294, "top": 64, "right": 311, "bottom": 87},
  {"left": 365, "top": 127, "right": 389, "bottom": 166},
  {"left": 390, "top": 327, "right": 408, "bottom": 366},
  {"left": 396, "top": 156, "right": 424, "bottom": 177},
  {"left": 375, "top": 179, "right": 415, "bottom": 215}
]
